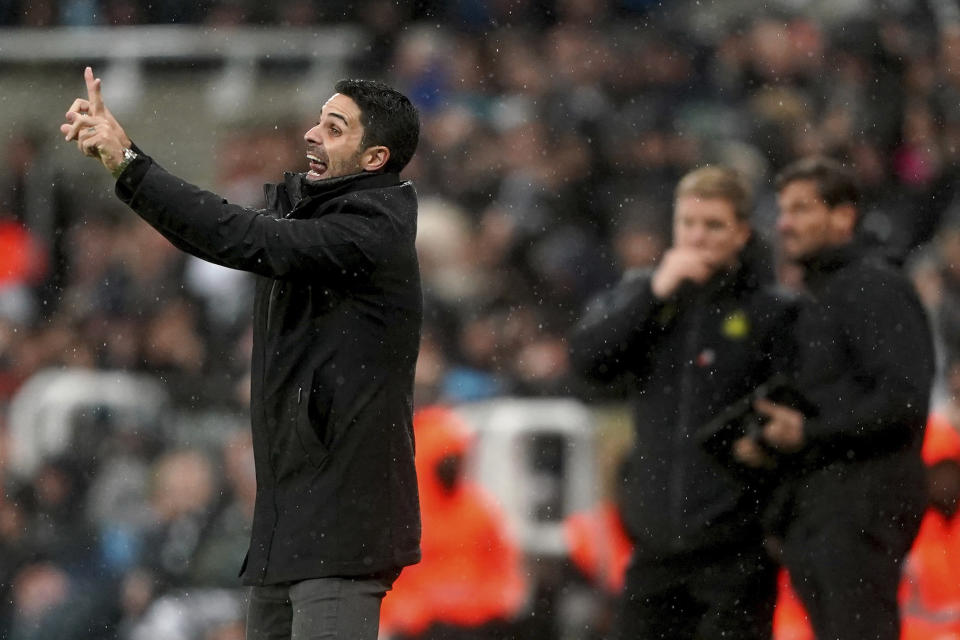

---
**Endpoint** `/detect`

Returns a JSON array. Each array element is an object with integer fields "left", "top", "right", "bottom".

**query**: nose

[
  {"left": 686, "top": 224, "right": 707, "bottom": 246},
  {"left": 304, "top": 125, "right": 321, "bottom": 145},
  {"left": 775, "top": 213, "right": 791, "bottom": 235}
]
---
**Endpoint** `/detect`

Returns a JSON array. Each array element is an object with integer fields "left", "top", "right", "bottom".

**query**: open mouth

[{"left": 306, "top": 154, "right": 327, "bottom": 178}]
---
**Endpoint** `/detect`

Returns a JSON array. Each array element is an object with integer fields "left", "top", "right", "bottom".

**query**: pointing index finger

[
  {"left": 753, "top": 397, "right": 783, "bottom": 418},
  {"left": 84, "top": 66, "right": 104, "bottom": 116}
]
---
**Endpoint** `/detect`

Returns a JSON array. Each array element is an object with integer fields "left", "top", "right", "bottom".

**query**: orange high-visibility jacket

[
  {"left": 564, "top": 501, "right": 633, "bottom": 594},
  {"left": 899, "top": 412, "right": 960, "bottom": 640},
  {"left": 380, "top": 406, "right": 527, "bottom": 636}
]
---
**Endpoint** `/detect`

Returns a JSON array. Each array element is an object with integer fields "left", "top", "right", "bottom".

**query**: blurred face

[
  {"left": 777, "top": 179, "right": 848, "bottom": 261},
  {"left": 303, "top": 93, "right": 366, "bottom": 181},
  {"left": 928, "top": 461, "right": 960, "bottom": 518},
  {"left": 673, "top": 195, "right": 750, "bottom": 269},
  {"left": 435, "top": 454, "right": 463, "bottom": 494},
  {"left": 948, "top": 361, "right": 960, "bottom": 398}
]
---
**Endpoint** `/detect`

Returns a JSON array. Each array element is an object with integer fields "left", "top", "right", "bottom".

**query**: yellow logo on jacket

[{"left": 722, "top": 310, "right": 750, "bottom": 340}]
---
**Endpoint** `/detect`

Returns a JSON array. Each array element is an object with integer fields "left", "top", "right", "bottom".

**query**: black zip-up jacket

[
  {"left": 569, "top": 249, "right": 797, "bottom": 559},
  {"left": 781, "top": 242, "right": 934, "bottom": 538},
  {"left": 116, "top": 150, "right": 422, "bottom": 585}
]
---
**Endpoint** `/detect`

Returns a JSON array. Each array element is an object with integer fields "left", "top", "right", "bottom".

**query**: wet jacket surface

[
  {"left": 116, "top": 152, "right": 422, "bottom": 585},
  {"left": 569, "top": 250, "right": 798, "bottom": 559},
  {"left": 784, "top": 242, "right": 934, "bottom": 548}
]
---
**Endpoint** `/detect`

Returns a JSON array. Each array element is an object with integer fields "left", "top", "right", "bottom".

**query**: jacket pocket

[{"left": 294, "top": 378, "right": 331, "bottom": 468}]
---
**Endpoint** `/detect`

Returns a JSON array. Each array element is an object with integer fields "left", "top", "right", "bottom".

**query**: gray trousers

[{"left": 246, "top": 572, "right": 397, "bottom": 640}]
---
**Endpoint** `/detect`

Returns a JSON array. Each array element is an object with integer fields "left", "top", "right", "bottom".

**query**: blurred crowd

[{"left": 3, "top": 0, "right": 960, "bottom": 638}]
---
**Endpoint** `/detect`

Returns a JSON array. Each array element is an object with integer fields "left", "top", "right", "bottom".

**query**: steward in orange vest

[
  {"left": 899, "top": 412, "right": 960, "bottom": 640},
  {"left": 380, "top": 406, "right": 527, "bottom": 639}
]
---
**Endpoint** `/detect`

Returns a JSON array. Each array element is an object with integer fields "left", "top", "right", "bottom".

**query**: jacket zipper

[{"left": 669, "top": 297, "right": 705, "bottom": 550}]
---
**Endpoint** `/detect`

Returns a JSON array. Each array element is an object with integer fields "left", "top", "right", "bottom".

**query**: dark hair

[
  {"left": 774, "top": 156, "right": 860, "bottom": 208},
  {"left": 334, "top": 79, "right": 420, "bottom": 174}
]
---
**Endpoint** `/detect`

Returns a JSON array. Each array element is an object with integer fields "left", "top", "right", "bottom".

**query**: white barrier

[
  {"left": 455, "top": 397, "right": 597, "bottom": 557},
  {"left": 6, "top": 368, "right": 168, "bottom": 477}
]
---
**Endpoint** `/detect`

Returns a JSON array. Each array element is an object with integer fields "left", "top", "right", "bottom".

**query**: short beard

[{"left": 330, "top": 148, "right": 365, "bottom": 178}]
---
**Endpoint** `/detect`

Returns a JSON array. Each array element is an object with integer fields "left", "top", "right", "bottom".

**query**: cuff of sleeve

[
  {"left": 635, "top": 277, "right": 671, "bottom": 326},
  {"left": 114, "top": 146, "right": 151, "bottom": 202}
]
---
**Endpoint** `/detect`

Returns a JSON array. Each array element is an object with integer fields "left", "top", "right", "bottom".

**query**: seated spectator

[
  {"left": 188, "top": 430, "right": 256, "bottom": 587},
  {"left": 136, "top": 449, "right": 218, "bottom": 590},
  {"left": 0, "top": 493, "right": 31, "bottom": 637},
  {"left": 0, "top": 212, "right": 45, "bottom": 324}
]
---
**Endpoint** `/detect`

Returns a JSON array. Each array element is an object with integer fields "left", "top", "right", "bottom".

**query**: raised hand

[
  {"left": 650, "top": 247, "right": 714, "bottom": 299},
  {"left": 754, "top": 397, "right": 805, "bottom": 453},
  {"left": 60, "top": 67, "right": 131, "bottom": 173},
  {"left": 732, "top": 435, "right": 776, "bottom": 469}
]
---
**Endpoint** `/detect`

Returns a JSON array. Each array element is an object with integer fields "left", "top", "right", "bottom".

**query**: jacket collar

[
  {"left": 672, "top": 237, "right": 773, "bottom": 304},
  {"left": 706, "top": 236, "right": 775, "bottom": 296},
  {"left": 264, "top": 171, "right": 401, "bottom": 215},
  {"left": 799, "top": 241, "right": 860, "bottom": 281},
  {"left": 704, "top": 263, "right": 749, "bottom": 297},
  {"left": 673, "top": 262, "right": 749, "bottom": 305}
]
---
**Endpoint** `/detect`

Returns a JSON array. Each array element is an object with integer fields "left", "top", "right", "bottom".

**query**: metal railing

[
  {"left": 0, "top": 25, "right": 364, "bottom": 62},
  {"left": 0, "top": 25, "right": 366, "bottom": 118}
]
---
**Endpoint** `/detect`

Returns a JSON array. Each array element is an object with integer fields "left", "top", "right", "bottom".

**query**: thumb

[{"left": 753, "top": 397, "right": 782, "bottom": 418}]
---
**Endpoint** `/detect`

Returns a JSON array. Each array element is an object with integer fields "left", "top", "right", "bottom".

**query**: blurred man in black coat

[
  {"left": 570, "top": 166, "right": 797, "bottom": 639},
  {"left": 745, "top": 156, "right": 935, "bottom": 640},
  {"left": 61, "top": 67, "right": 422, "bottom": 640}
]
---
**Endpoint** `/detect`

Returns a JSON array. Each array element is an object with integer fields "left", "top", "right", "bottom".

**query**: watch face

[{"left": 113, "top": 148, "right": 137, "bottom": 178}]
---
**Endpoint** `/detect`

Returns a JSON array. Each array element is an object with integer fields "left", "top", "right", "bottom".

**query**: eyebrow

[{"left": 327, "top": 111, "right": 349, "bottom": 126}]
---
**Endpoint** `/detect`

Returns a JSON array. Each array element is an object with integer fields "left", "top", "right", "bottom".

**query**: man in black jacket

[
  {"left": 748, "top": 156, "right": 935, "bottom": 640},
  {"left": 569, "top": 166, "right": 797, "bottom": 639},
  {"left": 61, "top": 68, "right": 422, "bottom": 639}
]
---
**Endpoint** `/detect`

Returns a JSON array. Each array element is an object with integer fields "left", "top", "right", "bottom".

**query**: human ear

[
  {"left": 829, "top": 203, "right": 858, "bottom": 240},
  {"left": 361, "top": 146, "right": 390, "bottom": 172},
  {"left": 734, "top": 220, "right": 752, "bottom": 251}
]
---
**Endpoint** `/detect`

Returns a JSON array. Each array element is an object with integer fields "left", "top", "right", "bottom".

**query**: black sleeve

[
  {"left": 115, "top": 151, "right": 386, "bottom": 283},
  {"left": 803, "top": 269, "right": 935, "bottom": 446},
  {"left": 115, "top": 148, "right": 233, "bottom": 269},
  {"left": 568, "top": 272, "right": 668, "bottom": 382},
  {"left": 761, "top": 293, "right": 802, "bottom": 384}
]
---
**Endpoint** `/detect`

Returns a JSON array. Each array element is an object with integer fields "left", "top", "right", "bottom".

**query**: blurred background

[{"left": 2, "top": 0, "right": 960, "bottom": 638}]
